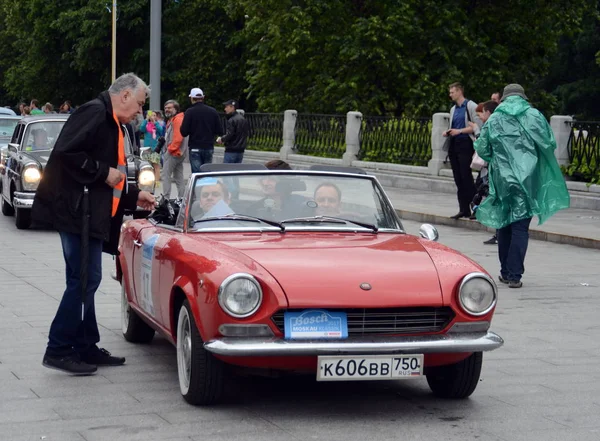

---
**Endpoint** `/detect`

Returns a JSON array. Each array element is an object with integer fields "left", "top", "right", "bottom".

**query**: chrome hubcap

[{"left": 177, "top": 308, "right": 192, "bottom": 393}]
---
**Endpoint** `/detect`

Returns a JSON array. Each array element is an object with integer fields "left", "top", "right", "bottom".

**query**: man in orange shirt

[{"left": 162, "top": 99, "right": 188, "bottom": 198}]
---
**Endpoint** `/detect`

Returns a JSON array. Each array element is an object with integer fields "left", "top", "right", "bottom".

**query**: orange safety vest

[{"left": 111, "top": 112, "right": 127, "bottom": 217}]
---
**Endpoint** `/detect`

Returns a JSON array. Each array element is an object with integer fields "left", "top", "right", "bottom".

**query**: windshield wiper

[
  {"left": 192, "top": 214, "right": 285, "bottom": 231},
  {"left": 281, "top": 216, "right": 378, "bottom": 232}
]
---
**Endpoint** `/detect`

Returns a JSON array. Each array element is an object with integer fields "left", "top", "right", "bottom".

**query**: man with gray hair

[
  {"left": 32, "top": 72, "right": 156, "bottom": 375},
  {"left": 161, "top": 99, "right": 187, "bottom": 198}
]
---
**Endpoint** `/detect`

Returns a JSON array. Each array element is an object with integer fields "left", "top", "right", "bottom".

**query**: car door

[
  {"left": 1, "top": 124, "right": 24, "bottom": 200},
  {"left": 131, "top": 226, "right": 170, "bottom": 326}
]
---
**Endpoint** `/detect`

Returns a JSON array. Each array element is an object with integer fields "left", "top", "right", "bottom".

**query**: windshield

[
  {"left": 0, "top": 119, "right": 18, "bottom": 138},
  {"left": 183, "top": 172, "right": 402, "bottom": 232},
  {"left": 22, "top": 121, "right": 65, "bottom": 152}
]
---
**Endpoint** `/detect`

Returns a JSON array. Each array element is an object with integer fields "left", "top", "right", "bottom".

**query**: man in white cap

[{"left": 180, "top": 87, "right": 223, "bottom": 173}]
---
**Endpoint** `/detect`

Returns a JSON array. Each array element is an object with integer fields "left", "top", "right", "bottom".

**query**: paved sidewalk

[{"left": 384, "top": 187, "right": 600, "bottom": 249}]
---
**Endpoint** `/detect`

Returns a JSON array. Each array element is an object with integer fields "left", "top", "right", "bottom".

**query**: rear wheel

[
  {"left": 121, "top": 283, "right": 155, "bottom": 343},
  {"left": 426, "top": 352, "right": 483, "bottom": 399},
  {"left": 177, "top": 300, "right": 224, "bottom": 405},
  {"left": 15, "top": 208, "right": 31, "bottom": 229},
  {"left": 1, "top": 196, "right": 14, "bottom": 216}
]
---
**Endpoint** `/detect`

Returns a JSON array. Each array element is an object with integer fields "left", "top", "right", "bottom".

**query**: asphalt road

[{"left": 0, "top": 210, "right": 599, "bottom": 441}]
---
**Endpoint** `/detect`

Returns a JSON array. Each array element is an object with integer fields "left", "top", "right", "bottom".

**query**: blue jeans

[
  {"left": 497, "top": 217, "right": 532, "bottom": 282},
  {"left": 46, "top": 232, "right": 103, "bottom": 357},
  {"left": 223, "top": 151, "right": 244, "bottom": 164},
  {"left": 189, "top": 148, "right": 214, "bottom": 173}
]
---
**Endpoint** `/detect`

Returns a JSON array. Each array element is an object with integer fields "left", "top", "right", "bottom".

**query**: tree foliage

[{"left": 0, "top": 0, "right": 598, "bottom": 118}]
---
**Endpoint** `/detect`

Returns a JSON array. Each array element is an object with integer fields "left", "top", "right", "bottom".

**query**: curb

[{"left": 396, "top": 209, "right": 600, "bottom": 250}]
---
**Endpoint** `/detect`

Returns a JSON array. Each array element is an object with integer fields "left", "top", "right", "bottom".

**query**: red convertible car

[{"left": 117, "top": 164, "right": 503, "bottom": 405}]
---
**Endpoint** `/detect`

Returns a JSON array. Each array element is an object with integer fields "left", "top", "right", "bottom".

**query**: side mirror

[
  {"left": 419, "top": 224, "right": 439, "bottom": 241},
  {"left": 8, "top": 143, "right": 18, "bottom": 154}
]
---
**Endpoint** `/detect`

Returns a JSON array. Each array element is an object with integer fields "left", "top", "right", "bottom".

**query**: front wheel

[
  {"left": 121, "top": 283, "right": 155, "bottom": 343},
  {"left": 177, "top": 300, "right": 224, "bottom": 405},
  {"left": 426, "top": 352, "right": 483, "bottom": 399},
  {"left": 15, "top": 207, "right": 31, "bottom": 229},
  {"left": 1, "top": 196, "right": 14, "bottom": 216}
]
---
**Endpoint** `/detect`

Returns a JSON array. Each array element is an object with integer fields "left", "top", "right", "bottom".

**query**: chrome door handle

[{"left": 133, "top": 240, "right": 142, "bottom": 248}]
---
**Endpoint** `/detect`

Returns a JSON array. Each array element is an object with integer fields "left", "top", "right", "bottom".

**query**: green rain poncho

[{"left": 474, "top": 96, "right": 570, "bottom": 229}]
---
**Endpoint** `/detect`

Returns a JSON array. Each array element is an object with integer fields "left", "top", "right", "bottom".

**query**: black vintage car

[{"left": 0, "top": 115, "right": 156, "bottom": 229}]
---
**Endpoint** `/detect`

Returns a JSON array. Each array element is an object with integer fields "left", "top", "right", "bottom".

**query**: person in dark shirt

[{"left": 179, "top": 87, "right": 223, "bottom": 173}]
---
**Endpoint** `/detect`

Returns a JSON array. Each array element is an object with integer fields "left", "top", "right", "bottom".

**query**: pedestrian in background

[
  {"left": 42, "top": 102, "right": 55, "bottom": 114},
  {"left": 474, "top": 84, "right": 570, "bottom": 288},
  {"left": 30, "top": 99, "right": 44, "bottom": 115},
  {"left": 443, "top": 82, "right": 482, "bottom": 219},
  {"left": 217, "top": 99, "right": 249, "bottom": 164},
  {"left": 180, "top": 87, "right": 223, "bottom": 172},
  {"left": 140, "top": 110, "right": 164, "bottom": 186},
  {"left": 468, "top": 100, "right": 499, "bottom": 245},
  {"left": 31, "top": 73, "right": 156, "bottom": 375},
  {"left": 161, "top": 99, "right": 187, "bottom": 198}
]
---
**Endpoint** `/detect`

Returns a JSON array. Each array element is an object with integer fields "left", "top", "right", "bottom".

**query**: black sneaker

[
  {"left": 483, "top": 235, "right": 498, "bottom": 245},
  {"left": 42, "top": 353, "right": 97, "bottom": 375},
  {"left": 498, "top": 275, "right": 509, "bottom": 284},
  {"left": 509, "top": 280, "right": 523, "bottom": 289},
  {"left": 82, "top": 347, "right": 126, "bottom": 366}
]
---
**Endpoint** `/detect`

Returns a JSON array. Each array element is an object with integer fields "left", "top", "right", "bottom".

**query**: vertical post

[
  {"left": 550, "top": 115, "right": 573, "bottom": 166},
  {"left": 111, "top": 0, "right": 117, "bottom": 82},
  {"left": 149, "top": 0, "right": 162, "bottom": 110},
  {"left": 428, "top": 112, "right": 450, "bottom": 176},
  {"left": 280, "top": 110, "right": 297, "bottom": 160},
  {"left": 343, "top": 111, "right": 362, "bottom": 166}
]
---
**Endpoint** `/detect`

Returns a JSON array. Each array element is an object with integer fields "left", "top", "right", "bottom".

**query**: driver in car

[
  {"left": 26, "top": 128, "right": 49, "bottom": 151},
  {"left": 314, "top": 182, "right": 342, "bottom": 216},
  {"left": 190, "top": 178, "right": 234, "bottom": 220}
]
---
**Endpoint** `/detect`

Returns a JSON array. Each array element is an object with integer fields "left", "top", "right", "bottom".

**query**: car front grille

[{"left": 271, "top": 307, "right": 454, "bottom": 336}]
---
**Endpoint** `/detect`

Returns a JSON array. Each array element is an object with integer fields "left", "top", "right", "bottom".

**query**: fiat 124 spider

[{"left": 117, "top": 164, "right": 503, "bottom": 405}]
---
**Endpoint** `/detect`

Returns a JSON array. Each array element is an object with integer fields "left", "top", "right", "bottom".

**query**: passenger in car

[
  {"left": 252, "top": 175, "right": 312, "bottom": 219},
  {"left": 314, "top": 182, "right": 342, "bottom": 216},
  {"left": 190, "top": 179, "right": 234, "bottom": 220}
]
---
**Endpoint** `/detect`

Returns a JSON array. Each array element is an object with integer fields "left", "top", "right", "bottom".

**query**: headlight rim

[
  {"left": 218, "top": 273, "right": 263, "bottom": 319},
  {"left": 458, "top": 272, "right": 498, "bottom": 317},
  {"left": 138, "top": 167, "right": 156, "bottom": 186}
]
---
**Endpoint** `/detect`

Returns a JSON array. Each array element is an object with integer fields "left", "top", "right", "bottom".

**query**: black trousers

[{"left": 448, "top": 137, "right": 476, "bottom": 214}]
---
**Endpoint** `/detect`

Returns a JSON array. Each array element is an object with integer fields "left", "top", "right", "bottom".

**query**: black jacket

[
  {"left": 180, "top": 102, "right": 223, "bottom": 149},
  {"left": 221, "top": 112, "right": 249, "bottom": 153},
  {"left": 31, "top": 91, "right": 140, "bottom": 255}
]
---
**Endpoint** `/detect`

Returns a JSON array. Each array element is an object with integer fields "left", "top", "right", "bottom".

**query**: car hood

[
  {"left": 211, "top": 233, "right": 443, "bottom": 308},
  {"left": 21, "top": 150, "right": 52, "bottom": 168}
]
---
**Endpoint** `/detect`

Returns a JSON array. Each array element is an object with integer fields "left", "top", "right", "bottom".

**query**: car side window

[{"left": 11, "top": 124, "right": 24, "bottom": 144}]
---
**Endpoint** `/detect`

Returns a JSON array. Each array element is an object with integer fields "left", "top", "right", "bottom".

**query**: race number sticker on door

[{"left": 140, "top": 234, "right": 159, "bottom": 317}]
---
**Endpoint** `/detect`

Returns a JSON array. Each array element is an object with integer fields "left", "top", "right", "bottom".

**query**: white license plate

[{"left": 317, "top": 355, "right": 424, "bottom": 381}]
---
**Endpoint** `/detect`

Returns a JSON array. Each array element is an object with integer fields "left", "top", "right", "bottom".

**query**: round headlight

[
  {"left": 138, "top": 168, "right": 155, "bottom": 186},
  {"left": 458, "top": 273, "right": 497, "bottom": 316},
  {"left": 23, "top": 166, "right": 41, "bottom": 190},
  {"left": 218, "top": 274, "right": 263, "bottom": 318}
]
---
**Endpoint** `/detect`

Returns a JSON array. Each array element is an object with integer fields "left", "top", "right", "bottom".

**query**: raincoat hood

[{"left": 473, "top": 96, "right": 570, "bottom": 229}]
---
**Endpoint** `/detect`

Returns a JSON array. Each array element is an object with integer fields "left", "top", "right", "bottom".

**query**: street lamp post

[
  {"left": 111, "top": 0, "right": 117, "bottom": 82},
  {"left": 149, "top": 0, "right": 161, "bottom": 110}
]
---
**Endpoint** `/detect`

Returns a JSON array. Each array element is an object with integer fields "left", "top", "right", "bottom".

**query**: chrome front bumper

[
  {"left": 204, "top": 332, "right": 504, "bottom": 357},
  {"left": 13, "top": 191, "right": 34, "bottom": 209}
]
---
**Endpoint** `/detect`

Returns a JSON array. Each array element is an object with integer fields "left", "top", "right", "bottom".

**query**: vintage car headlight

[
  {"left": 138, "top": 167, "right": 155, "bottom": 192},
  {"left": 22, "top": 166, "right": 41, "bottom": 191},
  {"left": 458, "top": 273, "right": 497, "bottom": 316},
  {"left": 218, "top": 274, "right": 263, "bottom": 318}
]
